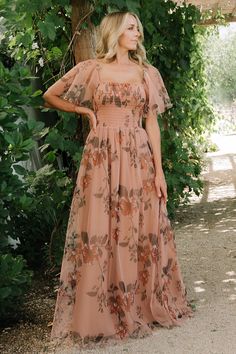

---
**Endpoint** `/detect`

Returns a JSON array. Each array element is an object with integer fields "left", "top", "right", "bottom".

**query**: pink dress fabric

[{"left": 47, "top": 58, "right": 194, "bottom": 350}]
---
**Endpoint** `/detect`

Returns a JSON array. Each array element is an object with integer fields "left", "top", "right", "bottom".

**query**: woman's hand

[
  {"left": 154, "top": 171, "right": 167, "bottom": 204},
  {"left": 42, "top": 91, "right": 97, "bottom": 133},
  {"left": 75, "top": 107, "right": 97, "bottom": 133}
]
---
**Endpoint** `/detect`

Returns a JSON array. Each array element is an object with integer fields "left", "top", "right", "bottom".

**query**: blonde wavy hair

[{"left": 96, "top": 11, "right": 149, "bottom": 67}]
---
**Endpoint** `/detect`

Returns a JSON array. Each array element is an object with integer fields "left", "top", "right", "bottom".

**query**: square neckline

[{"left": 95, "top": 59, "right": 146, "bottom": 86}]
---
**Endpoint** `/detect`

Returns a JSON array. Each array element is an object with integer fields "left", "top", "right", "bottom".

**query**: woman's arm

[
  {"left": 145, "top": 114, "right": 163, "bottom": 172},
  {"left": 145, "top": 113, "right": 167, "bottom": 203},
  {"left": 42, "top": 66, "right": 97, "bottom": 131},
  {"left": 43, "top": 90, "right": 90, "bottom": 116},
  {"left": 43, "top": 65, "right": 80, "bottom": 113}
]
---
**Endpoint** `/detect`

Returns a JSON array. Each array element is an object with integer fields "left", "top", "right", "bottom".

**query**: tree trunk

[
  {"left": 71, "top": 0, "right": 97, "bottom": 143},
  {"left": 71, "top": 0, "right": 96, "bottom": 63}
]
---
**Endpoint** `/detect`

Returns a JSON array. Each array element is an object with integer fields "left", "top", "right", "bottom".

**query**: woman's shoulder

[
  {"left": 143, "top": 62, "right": 159, "bottom": 74},
  {"left": 75, "top": 58, "right": 97, "bottom": 68},
  {"left": 70, "top": 58, "right": 99, "bottom": 79}
]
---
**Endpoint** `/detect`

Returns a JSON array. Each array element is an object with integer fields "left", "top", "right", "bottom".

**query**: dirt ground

[{"left": 1, "top": 133, "right": 236, "bottom": 354}]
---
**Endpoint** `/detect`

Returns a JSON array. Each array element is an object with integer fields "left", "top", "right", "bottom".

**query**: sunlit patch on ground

[{"left": 189, "top": 134, "right": 236, "bottom": 203}]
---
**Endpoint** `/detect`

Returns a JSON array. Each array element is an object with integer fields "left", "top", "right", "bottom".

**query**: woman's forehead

[{"left": 125, "top": 14, "right": 138, "bottom": 26}]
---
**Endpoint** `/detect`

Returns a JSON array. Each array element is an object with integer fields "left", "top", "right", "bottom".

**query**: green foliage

[
  {"left": 204, "top": 26, "right": 236, "bottom": 104},
  {"left": 0, "top": 4, "right": 80, "bottom": 271},
  {"left": 0, "top": 60, "right": 74, "bottom": 271},
  {"left": 0, "top": 61, "right": 44, "bottom": 245},
  {"left": 140, "top": 0, "right": 215, "bottom": 215},
  {"left": 161, "top": 129, "right": 203, "bottom": 214},
  {"left": 0, "top": 6, "right": 76, "bottom": 270},
  {"left": 0, "top": 0, "right": 72, "bottom": 79},
  {"left": 14, "top": 164, "right": 73, "bottom": 270},
  {"left": 42, "top": 112, "right": 85, "bottom": 168},
  {"left": 0, "top": 253, "right": 33, "bottom": 320},
  {"left": 90, "top": 0, "right": 141, "bottom": 25}
]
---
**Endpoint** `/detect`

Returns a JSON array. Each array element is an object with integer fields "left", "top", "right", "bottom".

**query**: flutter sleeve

[
  {"left": 44, "top": 58, "right": 99, "bottom": 110},
  {"left": 143, "top": 64, "right": 173, "bottom": 118}
]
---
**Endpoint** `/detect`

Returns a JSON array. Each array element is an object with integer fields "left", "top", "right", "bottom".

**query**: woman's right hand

[
  {"left": 75, "top": 106, "right": 97, "bottom": 133},
  {"left": 42, "top": 88, "right": 97, "bottom": 133}
]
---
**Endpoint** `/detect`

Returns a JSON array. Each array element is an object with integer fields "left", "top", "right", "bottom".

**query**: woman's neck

[{"left": 113, "top": 49, "right": 131, "bottom": 65}]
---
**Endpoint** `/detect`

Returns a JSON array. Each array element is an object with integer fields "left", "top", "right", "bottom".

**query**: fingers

[
  {"left": 90, "top": 114, "right": 97, "bottom": 133},
  {"left": 155, "top": 178, "right": 167, "bottom": 204},
  {"left": 156, "top": 184, "right": 162, "bottom": 199},
  {"left": 154, "top": 179, "right": 162, "bottom": 199},
  {"left": 161, "top": 187, "right": 168, "bottom": 204},
  {"left": 88, "top": 115, "right": 96, "bottom": 133},
  {"left": 161, "top": 184, "right": 168, "bottom": 204},
  {"left": 82, "top": 108, "right": 97, "bottom": 133}
]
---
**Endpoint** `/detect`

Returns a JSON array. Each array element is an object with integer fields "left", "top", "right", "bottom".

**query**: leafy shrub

[
  {"left": 0, "top": 254, "right": 33, "bottom": 320},
  {"left": 14, "top": 164, "right": 74, "bottom": 270},
  {"left": 141, "top": 0, "right": 215, "bottom": 215},
  {"left": 0, "top": 60, "right": 43, "bottom": 247},
  {"left": 161, "top": 129, "right": 204, "bottom": 217},
  {"left": 204, "top": 29, "right": 236, "bottom": 104},
  {"left": 0, "top": 58, "right": 77, "bottom": 272}
]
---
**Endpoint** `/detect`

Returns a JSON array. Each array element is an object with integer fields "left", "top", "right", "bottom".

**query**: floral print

[{"left": 48, "top": 59, "right": 193, "bottom": 350}]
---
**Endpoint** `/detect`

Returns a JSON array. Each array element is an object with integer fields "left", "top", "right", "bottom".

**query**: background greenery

[
  {"left": 0, "top": 0, "right": 225, "bottom": 319},
  {"left": 204, "top": 28, "right": 236, "bottom": 104}
]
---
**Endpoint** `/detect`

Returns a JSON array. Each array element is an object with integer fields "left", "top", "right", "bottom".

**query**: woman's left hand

[{"left": 154, "top": 171, "right": 167, "bottom": 204}]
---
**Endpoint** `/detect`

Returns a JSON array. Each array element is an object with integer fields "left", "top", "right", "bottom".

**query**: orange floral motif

[
  {"left": 171, "top": 262, "right": 178, "bottom": 273},
  {"left": 140, "top": 155, "right": 148, "bottom": 170},
  {"left": 115, "top": 130, "right": 124, "bottom": 144},
  {"left": 80, "top": 174, "right": 92, "bottom": 191},
  {"left": 67, "top": 250, "right": 78, "bottom": 263},
  {"left": 68, "top": 272, "right": 77, "bottom": 290},
  {"left": 56, "top": 283, "right": 67, "bottom": 298},
  {"left": 121, "top": 292, "right": 135, "bottom": 311},
  {"left": 143, "top": 179, "right": 155, "bottom": 193},
  {"left": 80, "top": 150, "right": 92, "bottom": 168},
  {"left": 139, "top": 212, "right": 144, "bottom": 229},
  {"left": 115, "top": 322, "right": 128, "bottom": 339},
  {"left": 139, "top": 269, "right": 149, "bottom": 286},
  {"left": 92, "top": 150, "right": 104, "bottom": 166},
  {"left": 112, "top": 227, "right": 120, "bottom": 244},
  {"left": 176, "top": 280, "right": 183, "bottom": 292},
  {"left": 108, "top": 294, "right": 123, "bottom": 315},
  {"left": 110, "top": 201, "right": 119, "bottom": 219},
  {"left": 119, "top": 197, "right": 133, "bottom": 216},
  {"left": 151, "top": 245, "right": 160, "bottom": 262},
  {"left": 82, "top": 244, "right": 97, "bottom": 264},
  {"left": 138, "top": 244, "right": 151, "bottom": 263}
]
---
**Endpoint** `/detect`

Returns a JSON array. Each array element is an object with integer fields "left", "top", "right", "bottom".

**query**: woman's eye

[{"left": 128, "top": 27, "right": 139, "bottom": 31}]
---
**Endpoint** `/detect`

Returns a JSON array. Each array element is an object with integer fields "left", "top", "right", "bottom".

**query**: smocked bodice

[{"left": 93, "top": 81, "right": 146, "bottom": 128}]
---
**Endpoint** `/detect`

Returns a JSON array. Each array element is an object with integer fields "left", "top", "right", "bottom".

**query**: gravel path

[{"left": 1, "top": 134, "right": 236, "bottom": 354}]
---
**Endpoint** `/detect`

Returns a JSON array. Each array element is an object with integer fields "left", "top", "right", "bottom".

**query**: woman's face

[{"left": 118, "top": 15, "right": 141, "bottom": 51}]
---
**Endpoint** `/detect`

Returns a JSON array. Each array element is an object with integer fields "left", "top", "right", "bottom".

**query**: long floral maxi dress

[{"left": 47, "top": 58, "right": 194, "bottom": 350}]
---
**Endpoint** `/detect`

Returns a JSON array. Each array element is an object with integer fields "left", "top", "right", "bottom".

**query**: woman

[{"left": 43, "top": 10, "right": 194, "bottom": 350}]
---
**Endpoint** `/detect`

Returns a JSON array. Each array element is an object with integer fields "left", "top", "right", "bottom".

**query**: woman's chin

[{"left": 128, "top": 45, "right": 137, "bottom": 51}]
